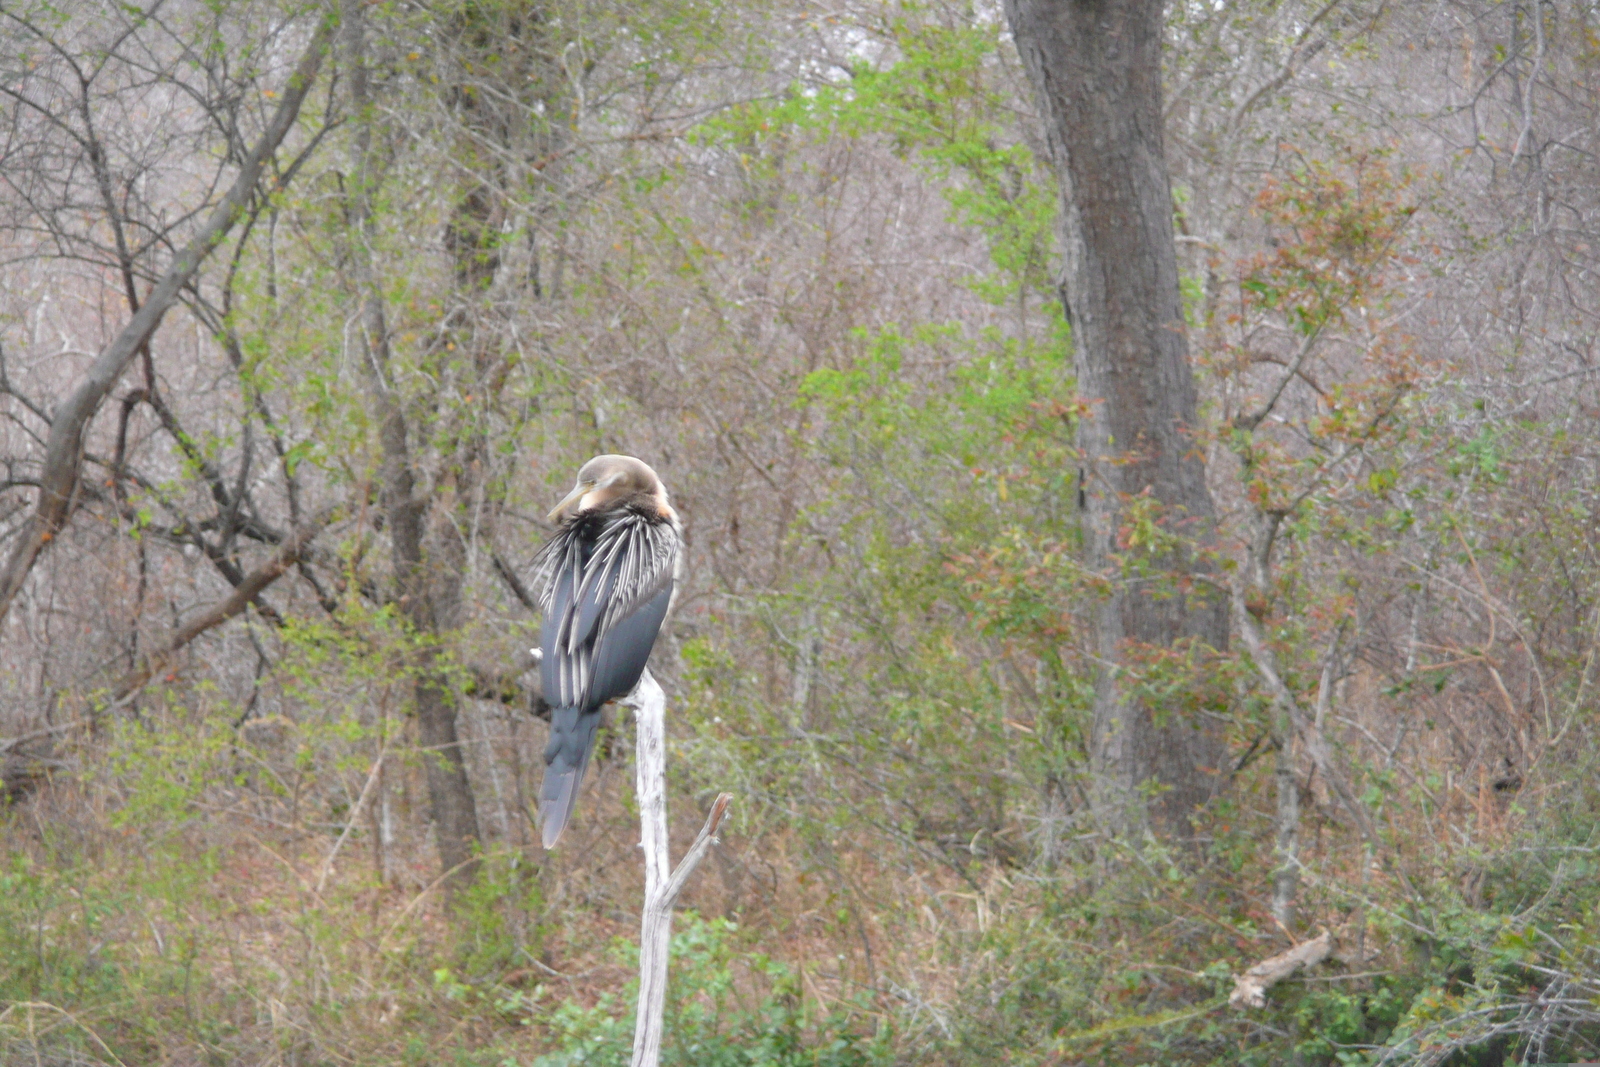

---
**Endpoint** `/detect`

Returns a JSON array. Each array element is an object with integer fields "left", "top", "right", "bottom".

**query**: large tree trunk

[
  {"left": 1005, "top": 0, "right": 1228, "bottom": 837},
  {"left": 342, "top": 0, "right": 482, "bottom": 888}
]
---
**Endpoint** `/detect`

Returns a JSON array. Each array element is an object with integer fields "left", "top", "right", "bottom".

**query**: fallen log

[{"left": 1230, "top": 929, "right": 1334, "bottom": 1009}]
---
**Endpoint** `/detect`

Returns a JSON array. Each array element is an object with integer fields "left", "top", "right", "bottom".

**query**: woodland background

[{"left": 1, "top": 0, "right": 1599, "bottom": 1064}]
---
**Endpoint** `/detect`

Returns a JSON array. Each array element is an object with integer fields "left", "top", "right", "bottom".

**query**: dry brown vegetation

[{"left": 1, "top": 1, "right": 1599, "bottom": 1064}]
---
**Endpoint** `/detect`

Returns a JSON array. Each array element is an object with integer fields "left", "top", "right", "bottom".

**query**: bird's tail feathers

[{"left": 540, "top": 706, "right": 600, "bottom": 849}]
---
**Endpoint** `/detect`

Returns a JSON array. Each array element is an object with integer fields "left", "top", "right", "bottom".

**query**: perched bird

[{"left": 532, "top": 455, "right": 680, "bottom": 848}]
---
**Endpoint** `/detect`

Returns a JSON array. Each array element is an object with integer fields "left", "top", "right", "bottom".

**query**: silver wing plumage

[{"left": 532, "top": 506, "right": 679, "bottom": 712}]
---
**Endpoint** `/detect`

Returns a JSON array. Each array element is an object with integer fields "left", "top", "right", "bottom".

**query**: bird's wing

[
  {"left": 570, "top": 511, "right": 677, "bottom": 649},
  {"left": 529, "top": 525, "right": 581, "bottom": 615},
  {"left": 539, "top": 533, "right": 587, "bottom": 708},
  {"left": 585, "top": 580, "right": 673, "bottom": 710},
  {"left": 538, "top": 511, "right": 677, "bottom": 710}
]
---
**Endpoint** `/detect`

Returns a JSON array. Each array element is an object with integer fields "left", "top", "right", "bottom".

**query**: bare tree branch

[
  {"left": 109, "top": 503, "right": 339, "bottom": 704},
  {"left": 0, "top": 15, "right": 336, "bottom": 630},
  {"left": 1231, "top": 582, "right": 1380, "bottom": 846},
  {"left": 492, "top": 550, "right": 539, "bottom": 612},
  {"left": 621, "top": 669, "right": 732, "bottom": 1067}
]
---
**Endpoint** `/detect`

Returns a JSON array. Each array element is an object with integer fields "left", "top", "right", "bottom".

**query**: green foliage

[
  {"left": 671, "top": 314, "right": 1086, "bottom": 878},
  {"left": 9, "top": 5, "right": 1600, "bottom": 1067},
  {"left": 530, "top": 915, "right": 888, "bottom": 1067},
  {"left": 0, "top": 672, "right": 899, "bottom": 1064},
  {"left": 694, "top": 11, "right": 1057, "bottom": 304},
  {"left": 456, "top": 849, "right": 549, "bottom": 976}
]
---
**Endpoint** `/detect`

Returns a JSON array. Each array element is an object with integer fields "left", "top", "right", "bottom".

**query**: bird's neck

[{"left": 574, "top": 493, "right": 672, "bottom": 526}]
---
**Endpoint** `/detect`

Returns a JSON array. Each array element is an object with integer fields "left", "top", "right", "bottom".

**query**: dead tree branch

[
  {"left": 1231, "top": 584, "right": 1380, "bottom": 846},
  {"left": 110, "top": 504, "right": 339, "bottom": 704},
  {"left": 619, "top": 669, "right": 732, "bottom": 1067},
  {"left": 0, "top": 16, "right": 335, "bottom": 629},
  {"left": 1230, "top": 929, "right": 1334, "bottom": 1009}
]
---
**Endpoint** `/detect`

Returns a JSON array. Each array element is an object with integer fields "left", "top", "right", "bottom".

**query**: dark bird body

[{"left": 533, "top": 456, "right": 680, "bottom": 848}]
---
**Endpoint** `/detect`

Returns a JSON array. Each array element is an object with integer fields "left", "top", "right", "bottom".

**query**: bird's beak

[{"left": 548, "top": 480, "right": 593, "bottom": 523}]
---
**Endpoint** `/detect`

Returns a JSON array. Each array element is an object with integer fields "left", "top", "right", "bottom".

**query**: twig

[
  {"left": 491, "top": 551, "right": 539, "bottom": 611},
  {"left": 1234, "top": 324, "right": 1327, "bottom": 432},
  {"left": 315, "top": 748, "right": 387, "bottom": 893},
  {"left": 662, "top": 793, "right": 733, "bottom": 910},
  {"left": 0, "top": 1001, "right": 128, "bottom": 1067},
  {"left": 108, "top": 504, "right": 339, "bottom": 704},
  {"left": 377, "top": 856, "right": 485, "bottom": 952},
  {"left": 1231, "top": 586, "right": 1379, "bottom": 846},
  {"left": 0, "top": 719, "right": 86, "bottom": 756}
]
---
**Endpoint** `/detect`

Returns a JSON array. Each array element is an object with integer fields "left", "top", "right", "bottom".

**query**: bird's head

[{"left": 548, "top": 454, "right": 675, "bottom": 523}]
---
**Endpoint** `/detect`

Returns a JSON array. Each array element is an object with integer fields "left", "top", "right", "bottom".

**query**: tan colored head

[{"left": 547, "top": 454, "right": 675, "bottom": 523}]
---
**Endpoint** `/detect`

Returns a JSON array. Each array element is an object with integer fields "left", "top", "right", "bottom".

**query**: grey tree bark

[
  {"left": 341, "top": 0, "right": 482, "bottom": 888},
  {"left": 1005, "top": 0, "right": 1229, "bottom": 837}
]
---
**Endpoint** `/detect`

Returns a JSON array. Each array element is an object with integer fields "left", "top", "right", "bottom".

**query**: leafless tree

[{"left": 0, "top": 4, "right": 336, "bottom": 694}]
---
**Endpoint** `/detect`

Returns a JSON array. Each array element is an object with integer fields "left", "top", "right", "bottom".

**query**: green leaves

[
  {"left": 1450, "top": 425, "right": 1507, "bottom": 483},
  {"left": 694, "top": 15, "right": 1057, "bottom": 305},
  {"left": 530, "top": 913, "right": 887, "bottom": 1067}
]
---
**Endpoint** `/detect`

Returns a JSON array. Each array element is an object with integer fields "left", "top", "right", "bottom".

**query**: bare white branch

[{"left": 620, "top": 669, "right": 732, "bottom": 1067}]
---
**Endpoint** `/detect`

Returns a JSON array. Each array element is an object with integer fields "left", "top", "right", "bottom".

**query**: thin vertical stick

[
  {"left": 620, "top": 670, "right": 731, "bottom": 1067},
  {"left": 1270, "top": 725, "right": 1300, "bottom": 929},
  {"left": 628, "top": 670, "right": 671, "bottom": 1067}
]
